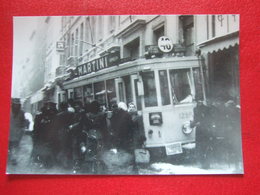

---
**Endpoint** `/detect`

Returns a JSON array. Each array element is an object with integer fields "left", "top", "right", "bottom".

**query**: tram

[{"left": 62, "top": 55, "right": 205, "bottom": 156}]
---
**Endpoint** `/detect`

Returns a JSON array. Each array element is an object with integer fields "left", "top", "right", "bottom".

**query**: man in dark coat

[
  {"left": 110, "top": 102, "right": 133, "bottom": 152},
  {"left": 53, "top": 102, "right": 74, "bottom": 168},
  {"left": 191, "top": 100, "right": 213, "bottom": 169},
  {"left": 8, "top": 98, "right": 26, "bottom": 165},
  {"left": 31, "top": 102, "right": 57, "bottom": 168}
]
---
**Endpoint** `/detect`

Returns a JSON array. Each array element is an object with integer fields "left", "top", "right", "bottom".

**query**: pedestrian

[
  {"left": 8, "top": 98, "right": 26, "bottom": 166},
  {"left": 110, "top": 102, "right": 133, "bottom": 152},
  {"left": 88, "top": 100, "right": 107, "bottom": 146},
  {"left": 68, "top": 101, "right": 91, "bottom": 172},
  {"left": 31, "top": 101, "right": 57, "bottom": 168},
  {"left": 128, "top": 102, "right": 145, "bottom": 149},
  {"left": 53, "top": 101, "right": 74, "bottom": 169},
  {"left": 191, "top": 100, "right": 213, "bottom": 169}
]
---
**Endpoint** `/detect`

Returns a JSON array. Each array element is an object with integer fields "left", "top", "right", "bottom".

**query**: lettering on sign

[
  {"left": 158, "top": 36, "right": 173, "bottom": 53},
  {"left": 77, "top": 51, "right": 120, "bottom": 76}
]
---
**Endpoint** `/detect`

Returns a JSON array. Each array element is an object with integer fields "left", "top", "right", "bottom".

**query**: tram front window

[
  {"left": 143, "top": 71, "right": 158, "bottom": 107},
  {"left": 169, "top": 69, "right": 193, "bottom": 104}
]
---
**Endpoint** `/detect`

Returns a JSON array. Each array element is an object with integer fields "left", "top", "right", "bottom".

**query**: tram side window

[
  {"left": 106, "top": 79, "right": 116, "bottom": 109},
  {"left": 159, "top": 70, "right": 170, "bottom": 105},
  {"left": 118, "top": 82, "right": 124, "bottom": 102},
  {"left": 193, "top": 68, "right": 204, "bottom": 101},
  {"left": 83, "top": 84, "right": 94, "bottom": 104},
  {"left": 169, "top": 69, "right": 193, "bottom": 104},
  {"left": 142, "top": 71, "right": 158, "bottom": 107},
  {"left": 134, "top": 79, "right": 142, "bottom": 110},
  {"left": 94, "top": 81, "right": 106, "bottom": 106}
]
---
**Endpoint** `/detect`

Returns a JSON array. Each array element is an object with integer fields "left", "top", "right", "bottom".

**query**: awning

[{"left": 197, "top": 31, "right": 239, "bottom": 54}]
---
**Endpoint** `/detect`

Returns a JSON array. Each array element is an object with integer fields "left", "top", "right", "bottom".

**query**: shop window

[
  {"left": 169, "top": 69, "right": 193, "bottom": 104},
  {"left": 123, "top": 38, "right": 140, "bottom": 60},
  {"left": 179, "top": 15, "right": 194, "bottom": 56},
  {"left": 153, "top": 26, "right": 164, "bottom": 45},
  {"left": 142, "top": 71, "right": 158, "bottom": 107},
  {"left": 159, "top": 70, "right": 170, "bottom": 105}
]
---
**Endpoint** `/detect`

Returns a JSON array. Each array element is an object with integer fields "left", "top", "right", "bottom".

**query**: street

[{"left": 6, "top": 134, "right": 242, "bottom": 175}]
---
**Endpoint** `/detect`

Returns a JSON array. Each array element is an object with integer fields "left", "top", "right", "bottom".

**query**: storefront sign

[{"left": 77, "top": 51, "right": 120, "bottom": 77}]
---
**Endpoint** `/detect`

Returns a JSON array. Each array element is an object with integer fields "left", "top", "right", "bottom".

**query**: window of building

[
  {"left": 159, "top": 70, "right": 170, "bottom": 105},
  {"left": 98, "top": 16, "right": 103, "bottom": 41},
  {"left": 143, "top": 71, "right": 158, "bottom": 107},
  {"left": 66, "top": 34, "right": 70, "bottom": 59},
  {"left": 123, "top": 37, "right": 140, "bottom": 60},
  {"left": 91, "top": 17, "right": 96, "bottom": 44},
  {"left": 169, "top": 69, "right": 193, "bottom": 104},
  {"left": 212, "top": 15, "right": 216, "bottom": 38},
  {"left": 71, "top": 33, "right": 74, "bottom": 57},
  {"left": 80, "top": 22, "right": 84, "bottom": 56},
  {"left": 179, "top": 15, "right": 194, "bottom": 56},
  {"left": 75, "top": 29, "right": 79, "bottom": 57},
  {"left": 153, "top": 25, "right": 164, "bottom": 45},
  {"left": 109, "top": 16, "right": 116, "bottom": 33}
]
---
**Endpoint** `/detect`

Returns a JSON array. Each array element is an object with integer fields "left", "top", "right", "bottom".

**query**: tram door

[
  {"left": 130, "top": 74, "right": 142, "bottom": 111},
  {"left": 115, "top": 78, "right": 126, "bottom": 104}
]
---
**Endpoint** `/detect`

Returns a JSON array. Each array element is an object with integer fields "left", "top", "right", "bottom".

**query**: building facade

[{"left": 55, "top": 15, "right": 239, "bottom": 107}]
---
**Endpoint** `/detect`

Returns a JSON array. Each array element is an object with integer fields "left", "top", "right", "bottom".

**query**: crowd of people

[
  {"left": 29, "top": 99, "right": 145, "bottom": 172},
  {"left": 8, "top": 96, "right": 242, "bottom": 173}
]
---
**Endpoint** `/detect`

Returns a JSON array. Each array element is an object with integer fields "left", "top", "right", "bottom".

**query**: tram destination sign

[{"left": 77, "top": 51, "right": 120, "bottom": 77}]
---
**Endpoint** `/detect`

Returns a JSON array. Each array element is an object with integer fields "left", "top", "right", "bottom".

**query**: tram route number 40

[{"left": 158, "top": 36, "right": 173, "bottom": 53}]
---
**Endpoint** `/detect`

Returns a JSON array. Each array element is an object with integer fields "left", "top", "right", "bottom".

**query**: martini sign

[{"left": 158, "top": 36, "right": 173, "bottom": 53}]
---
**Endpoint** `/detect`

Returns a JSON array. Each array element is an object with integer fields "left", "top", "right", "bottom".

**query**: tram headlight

[{"left": 182, "top": 121, "right": 193, "bottom": 135}]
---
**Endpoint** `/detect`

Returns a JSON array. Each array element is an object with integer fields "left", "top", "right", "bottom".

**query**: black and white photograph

[{"left": 7, "top": 15, "right": 243, "bottom": 175}]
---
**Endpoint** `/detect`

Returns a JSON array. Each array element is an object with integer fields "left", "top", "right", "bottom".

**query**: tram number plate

[{"left": 165, "top": 143, "right": 183, "bottom": 155}]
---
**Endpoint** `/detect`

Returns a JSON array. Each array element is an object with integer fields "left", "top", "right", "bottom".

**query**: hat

[
  {"left": 12, "top": 98, "right": 21, "bottom": 104},
  {"left": 118, "top": 102, "right": 128, "bottom": 111}
]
